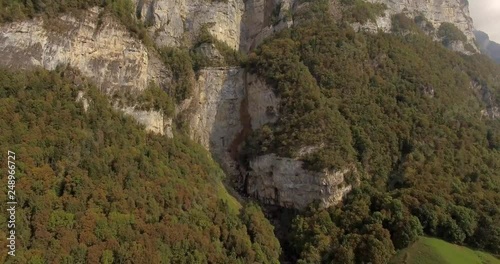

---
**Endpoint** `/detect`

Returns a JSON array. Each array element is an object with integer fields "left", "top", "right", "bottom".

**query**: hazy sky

[{"left": 469, "top": 0, "right": 500, "bottom": 42}]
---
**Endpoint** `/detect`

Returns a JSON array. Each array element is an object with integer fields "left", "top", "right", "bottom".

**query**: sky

[{"left": 469, "top": 0, "right": 500, "bottom": 42}]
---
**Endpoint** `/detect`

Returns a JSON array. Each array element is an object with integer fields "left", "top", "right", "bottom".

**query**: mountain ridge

[{"left": 474, "top": 30, "right": 500, "bottom": 63}]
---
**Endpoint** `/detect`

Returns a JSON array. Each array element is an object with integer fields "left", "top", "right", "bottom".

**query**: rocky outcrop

[
  {"left": 0, "top": 7, "right": 167, "bottom": 93},
  {"left": 182, "top": 67, "right": 354, "bottom": 210},
  {"left": 471, "top": 80, "right": 500, "bottom": 120},
  {"left": 0, "top": 7, "right": 173, "bottom": 135},
  {"left": 184, "top": 67, "right": 279, "bottom": 173},
  {"left": 247, "top": 74, "right": 280, "bottom": 130},
  {"left": 134, "top": 0, "right": 244, "bottom": 49},
  {"left": 481, "top": 107, "right": 500, "bottom": 120},
  {"left": 178, "top": 64, "right": 357, "bottom": 210},
  {"left": 247, "top": 154, "right": 354, "bottom": 209},
  {"left": 120, "top": 107, "right": 173, "bottom": 136},
  {"left": 187, "top": 67, "right": 245, "bottom": 171},
  {"left": 240, "top": 0, "right": 294, "bottom": 51},
  {"left": 365, "top": 0, "right": 476, "bottom": 46},
  {"left": 76, "top": 91, "right": 91, "bottom": 112},
  {"left": 76, "top": 90, "right": 171, "bottom": 135}
]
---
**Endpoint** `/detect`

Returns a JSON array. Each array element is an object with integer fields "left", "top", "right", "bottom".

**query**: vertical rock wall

[
  {"left": 0, "top": 7, "right": 167, "bottom": 93},
  {"left": 0, "top": 8, "right": 170, "bottom": 134},
  {"left": 134, "top": 0, "right": 244, "bottom": 49}
]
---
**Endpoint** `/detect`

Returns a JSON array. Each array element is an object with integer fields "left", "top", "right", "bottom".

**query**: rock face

[
  {"left": 247, "top": 74, "right": 280, "bottom": 130},
  {"left": 247, "top": 154, "right": 353, "bottom": 209},
  {"left": 187, "top": 67, "right": 246, "bottom": 172},
  {"left": 240, "top": 0, "right": 295, "bottom": 51},
  {"left": 366, "top": 0, "right": 476, "bottom": 43},
  {"left": 183, "top": 67, "right": 353, "bottom": 210},
  {"left": 134, "top": 0, "right": 294, "bottom": 51},
  {"left": 120, "top": 107, "right": 173, "bottom": 136},
  {"left": 0, "top": 7, "right": 171, "bottom": 134},
  {"left": 184, "top": 67, "right": 279, "bottom": 174},
  {"left": 134, "top": 0, "right": 244, "bottom": 49},
  {"left": 471, "top": 80, "right": 500, "bottom": 120},
  {"left": 0, "top": 7, "right": 167, "bottom": 93}
]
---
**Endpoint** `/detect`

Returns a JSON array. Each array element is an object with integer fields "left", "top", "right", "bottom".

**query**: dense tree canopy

[
  {"left": 244, "top": 0, "right": 500, "bottom": 262},
  {"left": 0, "top": 68, "right": 281, "bottom": 263},
  {"left": 1, "top": 0, "right": 499, "bottom": 263}
]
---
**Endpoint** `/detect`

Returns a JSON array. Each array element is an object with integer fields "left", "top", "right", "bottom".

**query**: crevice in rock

[{"left": 229, "top": 70, "right": 253, "bottom": 190}]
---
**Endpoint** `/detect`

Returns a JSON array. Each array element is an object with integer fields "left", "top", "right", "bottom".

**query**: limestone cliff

[
  {"left": 134, "top": 0, "right": 294, "bottom": 51},
  {"left": 120, "top": 107, "right": 173, "bottom": 136},
  {"left": 182, "top": 68, "right": 280, "bottom": 178},
  {"left": 181, "top": 67, "right": 358, "bottom": 209},
  {"left": 0, "top": 7, "right": 170, "bottom": 134},
  {"left": 247, "top": 154, "right": 354, "bottom": 209},
  {"left": 0, "top": 0, "right": 483, "bottom": 210},
  {"left": 239, "top": 0, "right": 295, "bottom": 51},
  {"left": 0, "top": 7, "right": 167, "bottom": 93},
  {"left": 186, "top": 67, "right": 245, "bottom": 175},
  {"left": 134, "top": 0, "right": 244, "bottom": 49},
  {"left": 246, "top": 74, "right": 280, "bottom": 130}
]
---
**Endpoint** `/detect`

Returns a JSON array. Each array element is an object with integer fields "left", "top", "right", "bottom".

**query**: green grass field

[{"left": 390, "top": 237, "right": 500, "bottom": 264}]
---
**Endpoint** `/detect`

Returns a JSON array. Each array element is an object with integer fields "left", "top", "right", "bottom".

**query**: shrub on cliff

[
  {"left": 159, "top": 47, "right": 196, "bottom": 103},
  {"left": 438, "top": 22, "right": 468, "bottom": 45}
]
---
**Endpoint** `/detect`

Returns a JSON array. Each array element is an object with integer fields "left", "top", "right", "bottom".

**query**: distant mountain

[{"left": 475, "top": 30, "right": 500, "bottom": 63}]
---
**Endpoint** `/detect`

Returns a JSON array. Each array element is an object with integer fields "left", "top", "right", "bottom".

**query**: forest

[
  {"left": 244, "top": 0, "right": 500, "bottom": 262},
  {"left": 0, "top": 0, "right": 499, "bottom": 263},
  {"left": 0, "top": 68, "right": 280, "bottom": 263}
]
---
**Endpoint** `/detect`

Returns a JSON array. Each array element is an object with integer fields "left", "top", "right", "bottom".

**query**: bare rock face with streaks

[
  {"left": 186, "top": 67, "right": 245, "bottom": 170},
  {"left": 134, "top": 0, "right": 295, "bottom": 51},
  {"left": 247, "top": 154, "right": 354, "bottom": 209},
  {"left": 0, "top": 7, "right": 170, "bottom": 135},
  {"left": 120, "top": 107, "right": 173, "bottom": 136},
  {"left": 0, "top": 7, "right": 167, "bottom": 93},
  {"left": 239, "top": 0, "right": 295, "bottom": 51},
  {"left": 134, "top": 0, "right": 244, "bottom": 49}
]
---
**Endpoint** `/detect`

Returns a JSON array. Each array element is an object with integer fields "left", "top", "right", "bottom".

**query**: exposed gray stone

[
  {"left": 247, "top": 74, "right": 280, "bottom": 130},
  {"left": 194, "top": 43, "right": 225, "bottom": 64},
  {"left": 76, "top": 91, "right": 90, "bottom": 112},
  {"left": 133, "top": 0, "right": 244, "bottom": 49},
  {"left": 120, "top": 107, "right": 170, "bottom": 136},
  {"left": 0, "top": 7, "right": 167, "bottom": 93},
  {"left": 247, "top": 154, "right": 354, "bottom": 209},
  {"left": 471, "top": 80, "right": 500, "bottom": 120}
]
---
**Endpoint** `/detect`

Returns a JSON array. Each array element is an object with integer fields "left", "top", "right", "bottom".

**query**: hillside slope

[
  {"left": 0, "top": 0, "right": 499, "bottom": 263},
  {"left": 390, "top": 237, "right": 500, "bottom": 264},
  {"left": 250, "top": 1, "right": 500, "bottom": 263},
  {"left": 0, "top": 68, "right": 280, "bottom": 263}
]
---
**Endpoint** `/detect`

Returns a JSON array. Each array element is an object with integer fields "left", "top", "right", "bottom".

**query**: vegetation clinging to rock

[
  {"left": 243, "top": 0, "right": 500, "bottom": 261},
  {"left": 0, "top": 67, "right": 282, "bottom": 263}
]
